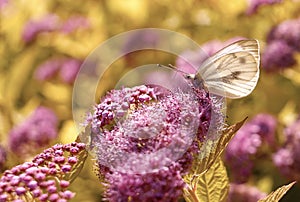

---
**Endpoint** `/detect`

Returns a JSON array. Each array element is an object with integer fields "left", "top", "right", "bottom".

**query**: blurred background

[{"left": 1, "top": 0, "right": 300, "bottom": 201}]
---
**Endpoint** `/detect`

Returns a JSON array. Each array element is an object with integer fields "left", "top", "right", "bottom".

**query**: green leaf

[
  {"left": 183, "top": 158, "right": 229, "bottom": 202},
  {"left": 183, "top": 118, "right": 247, "bottom": 202},
  {"left": 258, "top": 181, "right": 296, "bottom": 202},
  {"left": 189, "top": 117, "right": 247, "bottom": 177}
]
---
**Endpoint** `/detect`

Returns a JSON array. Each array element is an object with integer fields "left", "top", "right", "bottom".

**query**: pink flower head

[
  {"left": 34, "top": 58, "right": 62, "bottom": 81},
  {"left": 61, "top": 16, "right": 90, "bottom": 34},
  {"left": 262, "top": 40, "right": 296, "bottom": 72},
  {"left": 262, "top": 17, "right": 300, "bottom": 72},
  {"left": 0, "top": 0, "right": 8, "bottom": 9},
  {"left": 34, "top": 58, "right": 82, "bottom": 84},
  {"left": 228, "top": 183, "right": 267, "bottom": 202},
  {"left": 84, "top": 84, "right": 224, "bottom": 201},
  {"left": 22, "top": 14, "right": 60, "bottom": 43},
  {"left": 225, "top": 113, "right": 277, "bottom": 183},
  {"left": 59, "top": 59, "right": 82, "bottom": 84},
  {"left": 267, "top": 17, "right": 300, "bottom": 50},
  {"left": 175, "top": 37, "right": 245, "bottom": 73},
  {"left": 0, "top": 142, "right": 85, "bottom": 201},
  {"left": 8, "top": 107, "right": 58, "bottom": 157},
  {"left": 246, "top": 0, "right": 282, "bottom": 15},
  {"left": 273, "top": 118, "right": 300, "bottom": 181}
]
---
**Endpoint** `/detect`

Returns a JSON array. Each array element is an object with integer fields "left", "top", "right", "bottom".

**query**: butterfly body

[{"left": 185, "top": 73, "right": 207, "bottom": 92}]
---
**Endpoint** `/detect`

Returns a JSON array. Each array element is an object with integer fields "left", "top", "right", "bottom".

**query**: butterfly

[{"left": 167, "top": 39, "right": 260, "bottom": 99}]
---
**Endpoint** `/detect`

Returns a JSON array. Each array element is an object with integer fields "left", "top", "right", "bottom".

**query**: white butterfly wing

[{"left": 197, "top": 39, "right": 260, "bottom": 99}]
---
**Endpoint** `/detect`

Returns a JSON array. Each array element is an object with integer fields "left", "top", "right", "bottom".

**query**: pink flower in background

[
  {"left": 176, "top": 40, "right": 223, "bottom": 74},
  {"left": 225, "top": 114, "right": 277, "bottom": 183},
  {"left": 34, "top": 58, "right": 82, "bottom": 84},
  {"left": 61, "top": 16, "right": 90, "bottom": 34},
  {"left": 227, "top": 183, "right": 267, "bottom": 202},
  {"left": 267, "top": 17, "right": 300, "bottom": 51},
  {"left": 34, "top": 58, "right": 62, "bottom": 81},
  {"left": 22, "top": 14, "right": 60, "bottom": 43},
  {"left": 122, "top": 31, "right": 160, "bottom": 54},
  {"left": 273, "top": 118, "right": 300, "bottom": 181},
  {"left": 8, "top": 107, "right": 58, "bottom": 157},
  {"left": 262, "top": 40, "right": 296, "bottom": 72},
  {"left": 0, "top": 0, "right": 8, "bottom": 9},
  {"left": 59, "top": 59, "right": 82, "bottom": 84},
  {"left": 121, "top": 30, "right": 160, "bottom": 65},
  {"left": 22, "top": 14, "right": 91, "bottom": 43},
  {"left": 246, "top": 0, "right": 282, "bottom": 15},
  {"left": 250, "top": 113, "right": 277, "bottom": 145},
  {"left": 273, "top": 148, "right": 293, "bottom": 172},
  {"left": 262, "top": 17, "right": 300, "bottom": 72},
  {"left": 175, "top": 37, "right": 245, "bottom": 73}
]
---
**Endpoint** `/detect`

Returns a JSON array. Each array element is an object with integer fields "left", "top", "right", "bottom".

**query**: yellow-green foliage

[{"left": 1, "top": 1, "right": 300, "bottom": 201}]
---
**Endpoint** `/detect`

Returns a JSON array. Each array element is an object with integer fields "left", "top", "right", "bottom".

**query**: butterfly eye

[{"left": 185, "top": 74, "right": 195, "bottom": 80}]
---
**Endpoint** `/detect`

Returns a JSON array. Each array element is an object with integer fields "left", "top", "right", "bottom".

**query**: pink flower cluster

[
  {"left": 225, "top": 114, "right": 277, "bottom": 183},
  {"left": 85, "top": 84, "right": 218, "bottom": 201},
  {"left": 273, "top": 118, "right": 300, "bottom": 181},
  {"left": 262, "top": 17, "right": 300, "bottom": 72},
  {"left": 8, "top": 107, "right": 58, "bottom": 157},
  {"left": 22, "top": 14, "right": 90, "bottom": 43},
  {"left": 0, "top": 142, "right": 86, "bottom": 201},
  {"left": 246, "top": 0, "right": 282, "bottom": 15},
  {"left": 228, "top": 183, "right": 267, "bottom": 202},
  {"left": 175, "top": 37, "right": 245, "bottom": 73},
  {"left": 34, "top": 58, "right": 82, "bottom": 84}
]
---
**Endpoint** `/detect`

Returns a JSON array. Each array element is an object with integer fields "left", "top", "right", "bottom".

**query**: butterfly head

[
  {"left": 184, "top": 73, "right": 207, "bottom": 90},
  {"left": 185, "top": 74, "right": 195, "bottom": 80}
]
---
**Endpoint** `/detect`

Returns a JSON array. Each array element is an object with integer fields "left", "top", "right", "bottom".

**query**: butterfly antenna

[{"left": 156, "top": 64, "right": 187, "bottom": 75}]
